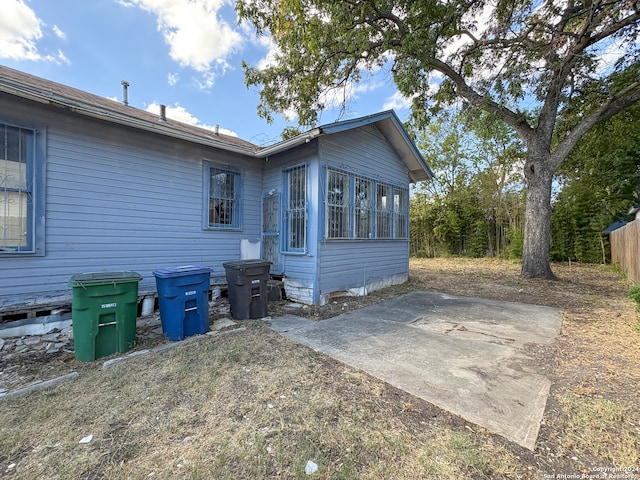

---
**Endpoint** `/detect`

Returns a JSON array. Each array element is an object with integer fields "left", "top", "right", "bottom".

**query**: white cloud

[
  {"left": 591, "top": 37, "right": 633, "bottom": 76},
  {"left": 145, "top": 101, "right": 238, "bottom": 136},
  {"left": 253, "top": 34, "right": 280, "bottom": 71},
  {"left": 124, "top": 0, "right": 243, "bottom": 83},
  {"left": 52, "top": 25, "right": 66, "bottom": 39},
  {"left": 0, "top": 0, "right": 43, "bottom": 60},
  {"left": 167, "top": 72, "right": 179, "bottom": 86},
  {"left": 383, "top": 91, "right": 412, "bottom": 111},
  {"left": 47, "top": 49, "right": 70, "bottom": 65},
  {"left": 0, "top": 0, "right": 69, "bottom": 63}
]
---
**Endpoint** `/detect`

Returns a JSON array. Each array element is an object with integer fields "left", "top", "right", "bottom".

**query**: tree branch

[
  {"left": 551, "top": 80, "right": 640, "bottom": 169},
  {"left": 429, "top": 58, "right": 534, "bottom": 141}
]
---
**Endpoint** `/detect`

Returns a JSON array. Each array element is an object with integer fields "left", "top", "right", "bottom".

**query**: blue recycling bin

[{"left": 152, "top": 266, "right": 212, "bottom": 341}]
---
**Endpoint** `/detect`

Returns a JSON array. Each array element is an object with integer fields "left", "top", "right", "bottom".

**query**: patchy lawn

[{"left": 1, "top": 258, "right": 639, "bottom": 479}]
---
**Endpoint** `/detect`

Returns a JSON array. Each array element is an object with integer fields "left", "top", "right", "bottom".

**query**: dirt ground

[{"left": 1, "top": 258, "right": 639, "bottom": 478}]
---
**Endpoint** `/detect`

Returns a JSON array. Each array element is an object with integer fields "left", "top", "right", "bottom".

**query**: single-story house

[{"left": 0, "top": 65, "right": 432, "bottom": 313}]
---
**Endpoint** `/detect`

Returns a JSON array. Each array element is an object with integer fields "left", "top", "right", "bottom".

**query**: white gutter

[{"left": 254, "top": 128, "right": 323, "bottom": 158}]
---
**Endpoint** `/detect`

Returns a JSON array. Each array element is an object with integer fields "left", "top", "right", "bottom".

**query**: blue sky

[{"left": 0, "top": 0, "right": 410, "bottom": 145}]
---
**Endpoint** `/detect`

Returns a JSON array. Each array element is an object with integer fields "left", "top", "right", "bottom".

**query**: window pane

[
  {"left": 286, "top": 165, "right": 307, "bottom": 251},
  {"left": 376, "top": 183, "right": 391, "bottom": 238},
  {"left": 394, "top": 188, "right": 408, "bottom": 238},
  {"left": 209, "top": 168, "right": 238, "bottom": 227},
  {"left": 326, "top": 170, "right": 349, "bottom": 238},
  {"left": 1, "top": 125, "right": 32, "bottom": 251},
  {"left": 355, "top": 177, "right": 372, "bottom": 239}
]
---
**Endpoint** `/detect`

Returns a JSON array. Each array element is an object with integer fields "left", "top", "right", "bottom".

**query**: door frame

[{"left": 262, "top": 193, "right": 282, "bottom": 274}]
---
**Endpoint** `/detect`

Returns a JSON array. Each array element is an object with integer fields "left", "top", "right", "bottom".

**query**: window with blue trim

[
  {"left": 393, "top": 188, "right": 408, "bottom": 239},
  {"left": 324, "top": 168, "right": 408, "bottom": 240},
  {"left": 354, "top": 176, "right": 373, "bottom": 239},
  {"left": 326, "top": 169, "right": 349, "bottom": 239},
  {"left": 284, "top": 165, "right": 307, "bottom": 252},
  {"left": 207, "top": 165, "right": 241, "bottom": 229},
  {"left": 1, "top": 123, "right": 37, "bottom": 254},
  {"left": 376, "top": 183, "right": 392, "bottom": 239}
]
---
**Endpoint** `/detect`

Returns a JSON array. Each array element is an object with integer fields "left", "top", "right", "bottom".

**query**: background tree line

[{"left": 410, "top": 104, "right": 640, "bottom": 263}]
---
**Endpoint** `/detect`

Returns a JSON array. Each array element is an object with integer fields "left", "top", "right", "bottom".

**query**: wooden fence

[{"left": 610, "top": 219, "right": 640, "bottom": 284}]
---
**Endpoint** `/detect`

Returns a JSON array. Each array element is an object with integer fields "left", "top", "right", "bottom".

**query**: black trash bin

[{"left": 223, "top": 260, "right": 271, "bottom": 320}]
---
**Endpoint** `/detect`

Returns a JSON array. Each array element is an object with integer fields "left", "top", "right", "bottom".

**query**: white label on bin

[
  {"left": 251, "top": 279, "right": 260, "bottom": 284},
  {"left": 101, "top": 303, "right": 117, "bottom": 309},
  {"left": 185, "top": 290, "right": 197, "bottom": 296}
]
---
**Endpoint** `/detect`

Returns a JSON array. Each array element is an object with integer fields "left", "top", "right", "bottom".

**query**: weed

[
  {"left": 2, "top": 259, "right": 639, "bottom": 479},
  {"left": 629, "top": 284, "right": 640, "bottom": 331},
  {"left": 629, "top": 284, "right": 640, "bottom": 306},
  {"left": 559, "top": 394, "right": 639, "bottom": 466}
]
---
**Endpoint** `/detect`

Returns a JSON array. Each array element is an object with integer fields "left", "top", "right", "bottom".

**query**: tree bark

[{"left": 521, "top": 152, "right": 556, "bottom": 279}]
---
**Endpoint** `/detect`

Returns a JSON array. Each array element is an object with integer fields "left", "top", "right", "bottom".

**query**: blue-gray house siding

[
  {"left": 0, "top": 66, "right": 432, "bottom": 310},
  {"left": 315, "top": 126, "right": 412, "bottom": 304},
  {"left": 0, "top": 95, "right": 263, "bottom": 308}
]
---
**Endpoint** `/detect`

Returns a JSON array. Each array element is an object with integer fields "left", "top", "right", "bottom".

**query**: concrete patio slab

[{"left": 268, "top": 290, "right": 562, "bottom": 450}]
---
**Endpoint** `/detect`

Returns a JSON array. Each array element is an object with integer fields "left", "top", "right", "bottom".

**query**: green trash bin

[{"left": 68, "top": 271, "right": 142, "bottom": 362}]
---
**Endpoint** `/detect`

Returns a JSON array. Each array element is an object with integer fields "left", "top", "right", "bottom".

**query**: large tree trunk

[{"left": 521, "top": 152, "right": 556, "bottom": 279}]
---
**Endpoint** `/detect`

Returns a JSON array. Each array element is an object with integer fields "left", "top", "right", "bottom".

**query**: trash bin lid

[
  {"left": 152, "top": 265, "right": 212, "bottom": 278},
  {"left": 68, "top": 271, "right": 142, "bottom": 286},
  {"left": 223, "top": 259, "right": 272, "bottom": 270}
]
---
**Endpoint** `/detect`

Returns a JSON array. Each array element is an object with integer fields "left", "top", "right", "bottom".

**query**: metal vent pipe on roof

[
  {"left": 159, "top": 104, "right": 166, "bottom": 122},
  {"left": 121, "top": 80, "right": 129, "bottom": 106}
]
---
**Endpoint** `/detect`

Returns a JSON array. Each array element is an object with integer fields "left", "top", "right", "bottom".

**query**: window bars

[
  {"left": 285, "top": 165, "right": 307, "bottom": 251},
  {"left": 209, "top": 167, "right": 238, "bottom": 228},
  {"left": 355, "top": 176, "right": 373, "bottom": 239},
  {"left": 325, "top": 168, "right": 407, "bottom": 240},
  {"left": 376, "top": 183, "right": 392, "bottom": 239},
  {"left": 326, "top": 170, "right": 349, "bottom": 238},
  {"left": 1, "top": 124, "right": 32, "bottom": 251}
]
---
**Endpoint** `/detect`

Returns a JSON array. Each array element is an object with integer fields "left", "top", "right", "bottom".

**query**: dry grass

[{"left": 1, "top": 258, "right": 639, "bottom": 479}]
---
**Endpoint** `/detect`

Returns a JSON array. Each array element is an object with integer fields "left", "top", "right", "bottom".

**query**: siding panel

[
  {"left": 262, "top": 144, "right": 319, "bottom": 303},
  {"left": 320, "top": 125, "right": 409, "bottom": 186},
  {"left": 316, "top": 126, "right": 411, "bottom": 302},
  {"left": 0, "top": 101, "right": 263, "bottom": 308},
  {"left": 318, "top": 241, "right": 409, "bottom": 295}
]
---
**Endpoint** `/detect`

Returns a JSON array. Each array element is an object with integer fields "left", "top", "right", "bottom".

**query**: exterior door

[{"left": 262, "top": 194, "right": 281, "bottom": 274}]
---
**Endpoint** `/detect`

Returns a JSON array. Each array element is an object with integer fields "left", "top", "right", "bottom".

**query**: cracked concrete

[{"left": 268, "top": 290, "right": 562, "bottom": 450}]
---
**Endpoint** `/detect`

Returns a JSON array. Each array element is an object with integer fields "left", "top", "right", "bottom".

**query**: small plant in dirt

[
  {"left": 629, "top": 284, "right": 640, "bottom": 332},
  {"left": 629, "top": 284, "right": 640, "bottom": 307}
]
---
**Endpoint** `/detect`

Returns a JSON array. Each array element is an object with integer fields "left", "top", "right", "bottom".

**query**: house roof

[
  {"left": 0, "top": 66, "right": 433, "bottom": 182},
  {"left": 603, "top": 219, "right": 628, "bottom": 235},
  {"left": 257, "top": 110, "right": 434, "bottom": 183},
  {"left": 0, "top": 65, "right": 257, "bottom": 155}
]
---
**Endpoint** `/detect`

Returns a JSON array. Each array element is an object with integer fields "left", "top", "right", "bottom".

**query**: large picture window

[
  {"left": 284, "top": 165, "right": 307, "bottom": 252},
  {"left": 207, "top": 165, "right": 241, "bottom": 229},
  {"left": 1, "top": 124, "right": 34, "bottom": 253}
]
